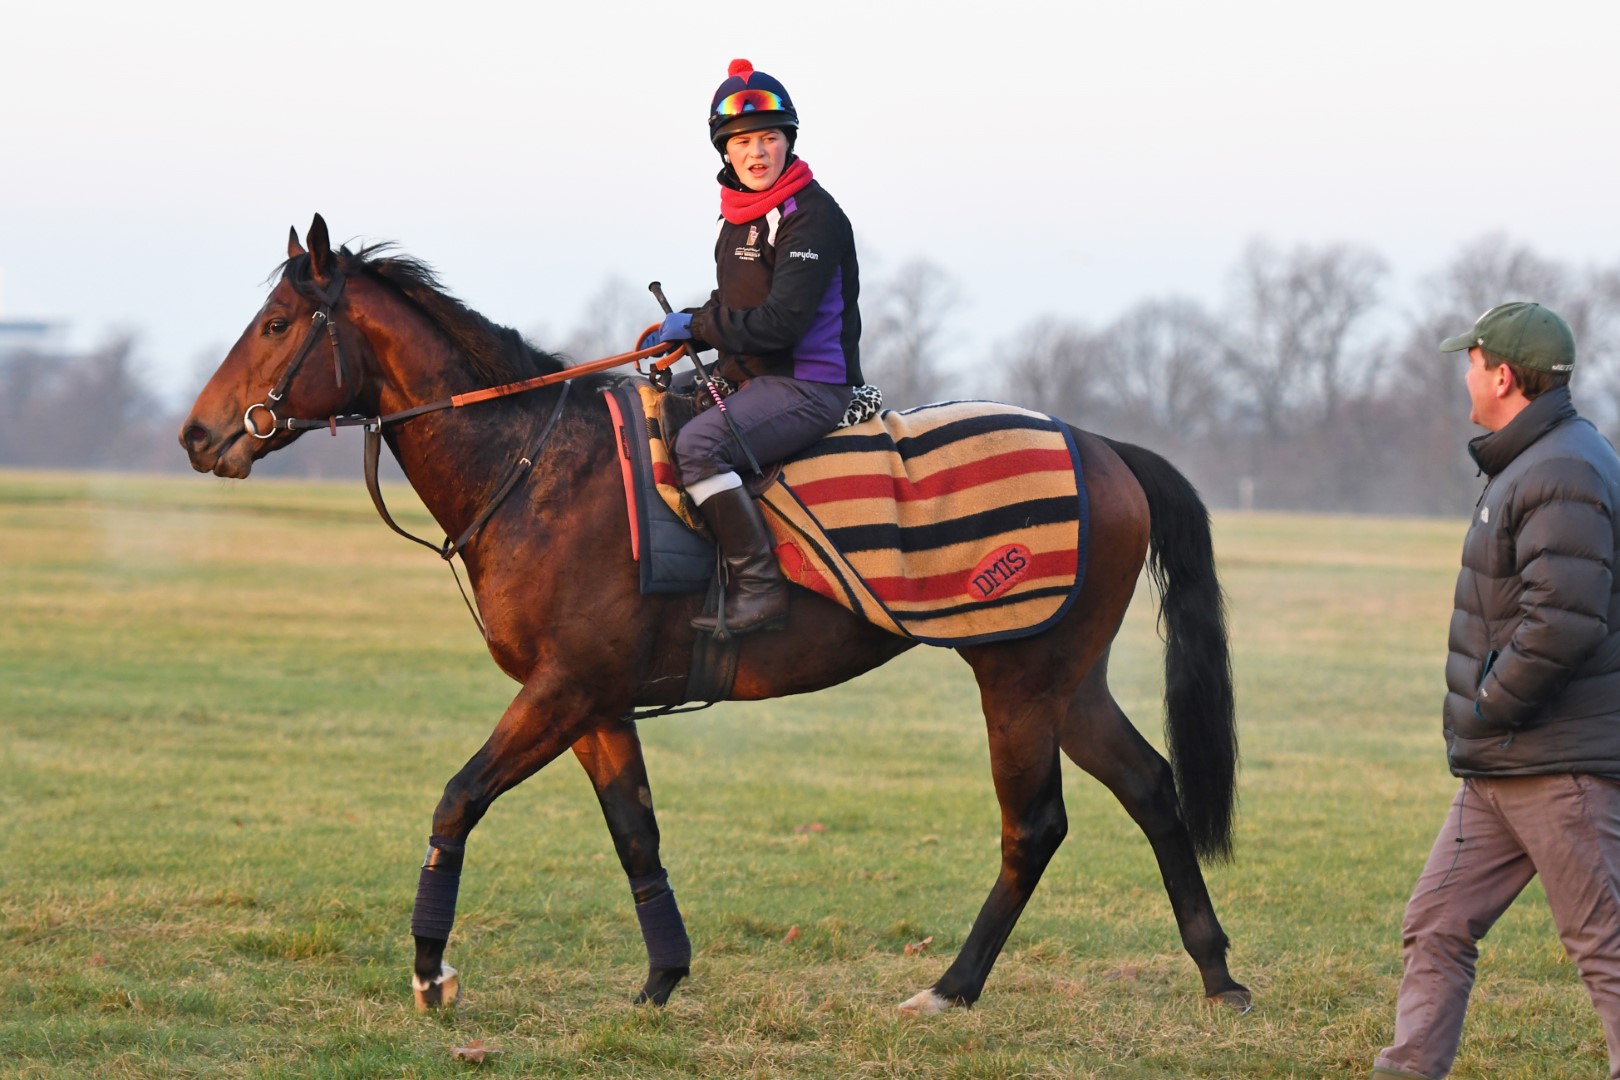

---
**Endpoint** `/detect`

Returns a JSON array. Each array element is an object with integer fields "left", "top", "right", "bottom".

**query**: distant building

[{"left": 0, "top": 319, "right": 67, "bottom": 355}]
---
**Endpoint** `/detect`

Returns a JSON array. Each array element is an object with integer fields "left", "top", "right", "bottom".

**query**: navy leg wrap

[
  {"left": 411, "top": 836, "right": 464, "bottom": 941},
  {"left": 630, "top": 869, "right": 691, "bottom": 970}
]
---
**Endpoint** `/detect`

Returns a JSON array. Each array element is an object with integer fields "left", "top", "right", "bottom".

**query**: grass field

[{"left": 0, "top": 467, "right": 1611, "bottom": 1078}]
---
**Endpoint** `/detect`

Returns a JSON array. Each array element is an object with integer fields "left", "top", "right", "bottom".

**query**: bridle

[
  {"left": 235, "top": 265, "right": 684, "bottom": 632},
  {"left": 243, "top": 271, "right": 351, "bottom": 440}
]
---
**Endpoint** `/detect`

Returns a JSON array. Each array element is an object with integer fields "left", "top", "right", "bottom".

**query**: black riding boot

[{"left": 691, "top": 485, "right": 788, "bottom": 636}]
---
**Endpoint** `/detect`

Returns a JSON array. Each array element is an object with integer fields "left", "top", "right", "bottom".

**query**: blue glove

[
  {"left": 655, "top": 312, "right": 692, "bottom": 345},
  {"left": 636, "top": 326, "right": 659, "bottom": 351}
]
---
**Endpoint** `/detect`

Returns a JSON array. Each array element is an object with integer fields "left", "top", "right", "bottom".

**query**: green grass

[{"left": 0, "top": 469, "right": 1609, "bottom": 1078}]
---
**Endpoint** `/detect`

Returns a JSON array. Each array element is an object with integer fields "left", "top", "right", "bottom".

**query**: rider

[{"left": 652, "top": 58, "right": 862, "bottom": 636}]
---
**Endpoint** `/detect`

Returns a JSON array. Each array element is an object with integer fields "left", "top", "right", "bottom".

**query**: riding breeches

[{"left": 673, "top": 375, "right": 853, "bottom": 486}]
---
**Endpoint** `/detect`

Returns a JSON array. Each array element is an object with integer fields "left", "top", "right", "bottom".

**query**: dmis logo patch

[{"left": 968, "top": 543, "right": 1032, "bottom": 601}]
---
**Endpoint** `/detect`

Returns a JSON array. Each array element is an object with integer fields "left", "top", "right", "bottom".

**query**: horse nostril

[{"left": 181, "top": 423, "right": 212, "bottom": 452}]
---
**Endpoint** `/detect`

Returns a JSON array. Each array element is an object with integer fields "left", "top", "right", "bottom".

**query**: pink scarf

[{"left": 719, "top": 158, "right": 814, "bottom": 225}]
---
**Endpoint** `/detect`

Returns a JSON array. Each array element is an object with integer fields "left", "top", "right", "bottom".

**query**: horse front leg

[
  {"left": 411, "top": 678, "right": 608, "bottom": 1010},
  {"left": 572, "top": 716, "right": 691, "bottom": 1005},
  {"left": 1061, "top": 667, "right": 1250, "bottom": 1011}
]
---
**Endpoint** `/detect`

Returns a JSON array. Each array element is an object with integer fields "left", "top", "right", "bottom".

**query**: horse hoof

[
  {"left": 634, "top": 965, "right": 690, "bottom": 1006},
  {"left": 897, "top": 989, "right": 953, "bottom": 1016},
  {"left": 1207, "top": 986, "right": 1252, "bottom": 1014},
  {"left": 413, "top": 964, "right": 460, "bottom": 1011}
]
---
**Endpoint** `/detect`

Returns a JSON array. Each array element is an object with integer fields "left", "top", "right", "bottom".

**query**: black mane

[{"left": 276, "top": 243, "right": 566, "bottom": 388}]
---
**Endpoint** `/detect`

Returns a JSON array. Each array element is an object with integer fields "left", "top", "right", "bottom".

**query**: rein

[
  {"left": 278, "top": 338, "right": 685, "bottom": 437},
  {"left": 248, "top": 273, "right": 684, "bottom": 442},
  {"left": 243, "top": 268, "right": 687, "bottom": 633},
  {"left": 361, "top": 382, "right": 574, "bottom": 562}
]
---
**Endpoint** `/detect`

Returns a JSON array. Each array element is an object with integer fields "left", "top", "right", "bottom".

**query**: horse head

[{"left": 180, "top": 214, "right": 372, "bottom": 478}]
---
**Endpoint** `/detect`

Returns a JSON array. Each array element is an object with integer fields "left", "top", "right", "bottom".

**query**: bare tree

[
  {"left": 1361, "top": 237, "right": 1620, "bottom": 513},
  {"left": 1224, "top": 240, "right": 1387, "bottom": 439},
  {"left": 1425, "top": 233, "right": 1570, "bottom": 320},
  {"left": 1405, "top": 236, "right": 1620, "bottom": 480},
  {"left": 1366, "top": 312, "right": 1480, "bottom": 514},
  {"left": 861, "top": 260, "right": 958, "bottom": 409},
  {"left": 991, "top": 317, "right": 1107, "bottom": 427},
  {"left": 1582, "top": 264, "right": 1620, "bottom": 436},
  {"left": 557, "top": 276, "right": 658, "bottom": 362},
  {"left": 1409, "top": 233, "right": 1620, "bottom": 422},
  {"left": 1099, "top": 298, "right": 1227, "bottom": 451},
  {"left": 0, "top": 347, "right": 51, "bottom": 465},
  {"left": 9, "top": 235, "right": 1615, "bottom": 509},
  {"left": 0, "top": 333, "right": 165, "bottom": 469}
]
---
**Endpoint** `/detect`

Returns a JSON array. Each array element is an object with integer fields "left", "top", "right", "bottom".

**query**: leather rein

[{"left": 242, "top": 268, "right": 684, "bottom": 628}]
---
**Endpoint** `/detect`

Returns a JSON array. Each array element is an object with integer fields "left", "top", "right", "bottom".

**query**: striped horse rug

[{"left": 759, "top": 400, "right": 1089, "bottom": 645}]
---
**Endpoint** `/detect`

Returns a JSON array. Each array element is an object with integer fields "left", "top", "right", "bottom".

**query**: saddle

[
  {"left": 602, "top": 383, "right": 713, "bottom": 596},
  {"left": 604, "top": 381, "right": 1090, "bottom": 648}
]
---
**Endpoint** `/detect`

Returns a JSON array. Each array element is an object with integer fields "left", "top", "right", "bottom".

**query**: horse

[{"left": 179, "top": 215, "right": 1249, "bottom": 1017}]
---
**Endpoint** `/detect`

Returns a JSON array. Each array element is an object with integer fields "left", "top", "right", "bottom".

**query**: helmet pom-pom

[{"left": 728, "top": 58, "right": 754, "bottom": 80}]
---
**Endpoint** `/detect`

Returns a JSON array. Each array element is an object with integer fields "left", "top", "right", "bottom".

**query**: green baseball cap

[{"left": 1439, "top": 301, "right": 1575, "bottom": 372}]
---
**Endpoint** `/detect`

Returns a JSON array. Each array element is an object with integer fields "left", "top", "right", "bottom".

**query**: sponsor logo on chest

[{"left": 732, "top": 224, "right": 763, "bottom": 262}]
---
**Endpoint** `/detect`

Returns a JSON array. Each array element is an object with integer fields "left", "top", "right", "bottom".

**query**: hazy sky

[{"left": 3, "top": 0, "right": 1616, "bottom": 403}]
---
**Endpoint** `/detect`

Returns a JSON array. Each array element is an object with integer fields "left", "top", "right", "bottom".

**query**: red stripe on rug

[
  {"left": 603, "top": 392, "right": 641, "bottom": 561},
  {"left": 775, "top": 542, "right": 840, "bottom": 603},
  {"left": 860, "top": 549, "right": 1080, "bottom": 605},
  {"left": 789, "top": 448, "right": 1074, "bottom": 506}
]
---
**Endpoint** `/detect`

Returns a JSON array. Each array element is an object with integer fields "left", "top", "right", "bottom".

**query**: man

[{"left": 1371, "top": 302, "right": 1620, "bottom": 1080}]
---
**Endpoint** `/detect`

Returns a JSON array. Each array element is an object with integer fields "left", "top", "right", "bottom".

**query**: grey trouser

[
  {"left": 1375, "top": 774, "right": 1620, "bottom": 1079},
  {"left": 673, "top": 375, "right": 853, "bottom": 486}
]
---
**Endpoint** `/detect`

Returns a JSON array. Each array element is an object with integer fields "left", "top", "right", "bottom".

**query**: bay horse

[{"left": 179, "top": 215, "right": 1249, "bottom": 1016}]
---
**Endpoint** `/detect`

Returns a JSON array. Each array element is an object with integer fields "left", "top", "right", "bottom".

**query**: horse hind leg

[
  {"left": 1062, "top": 660, "right": 1250, "bottom": 1011},
  {"left": 572, "top": 717, "right": 691, "bottom": 1005},
  {"left": 900, "top": 668, "right": 1068, "bottom": 1015}
]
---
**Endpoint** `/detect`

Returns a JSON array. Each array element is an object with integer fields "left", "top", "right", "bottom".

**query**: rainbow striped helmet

[{"left": 708, "top": 59, "right": 798, "bottom": 151}]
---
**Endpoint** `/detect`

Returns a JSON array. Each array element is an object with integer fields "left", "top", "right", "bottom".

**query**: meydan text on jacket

[{"left": 1445, "top": 385, "right": 1620, "bottom": 778}]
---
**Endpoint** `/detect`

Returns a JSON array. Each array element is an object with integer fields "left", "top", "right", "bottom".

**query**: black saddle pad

[{"left": 603, "top": 382, "right": 715, "bottom": 595}]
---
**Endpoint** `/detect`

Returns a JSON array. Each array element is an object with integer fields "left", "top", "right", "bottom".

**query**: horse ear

[
  {"left": 307, "top": 213, "right": 333, "bottom": 280},
  {"left": 287, "top": 226, "right": 306, "bottom": 258}
]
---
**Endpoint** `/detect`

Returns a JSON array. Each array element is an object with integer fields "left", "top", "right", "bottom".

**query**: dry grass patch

[{"left": 1, "top": 474, "right": 1611, "bottom": 1077}]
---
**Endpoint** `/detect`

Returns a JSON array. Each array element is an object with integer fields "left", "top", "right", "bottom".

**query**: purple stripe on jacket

[{"left": 793, "top": 267, "right": 848, "bottom": 383}]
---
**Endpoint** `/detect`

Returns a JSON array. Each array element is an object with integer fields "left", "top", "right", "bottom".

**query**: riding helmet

[{"left": 708, "top": 59, "right": 798, "bottom": 151}]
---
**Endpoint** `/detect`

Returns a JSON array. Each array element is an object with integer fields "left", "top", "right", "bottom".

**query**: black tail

[{"left": 1103, "top": 437, "right": 1238, "bottom": 863}]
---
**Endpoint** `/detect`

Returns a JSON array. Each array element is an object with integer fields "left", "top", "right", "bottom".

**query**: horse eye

[{"left": 265, "top": 318, "right": 289, "bottom": 336}]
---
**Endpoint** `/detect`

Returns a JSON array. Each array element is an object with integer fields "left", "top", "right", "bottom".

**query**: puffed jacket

[{"left": 1444, "top": 386, "right": 1620, "bottom": 777}]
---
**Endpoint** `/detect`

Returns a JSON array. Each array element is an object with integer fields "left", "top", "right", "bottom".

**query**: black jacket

[
  {"left": 688, "top": 177, "right": 862, "bottom": 387},
  {"left": 1444, "top": 386, "right": 1620, "bottom": 777}
]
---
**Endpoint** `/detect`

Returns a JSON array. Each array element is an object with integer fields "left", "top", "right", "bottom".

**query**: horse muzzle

[{"left": 178, "top": 418, "right": 258, "bottom": 478}]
